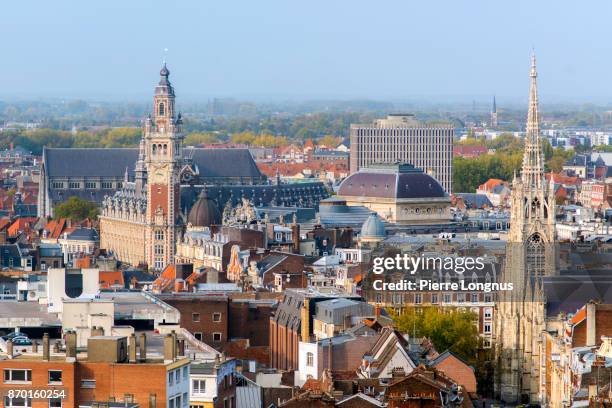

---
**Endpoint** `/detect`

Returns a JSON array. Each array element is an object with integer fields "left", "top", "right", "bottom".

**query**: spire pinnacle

[{"left": 521, "top": 52, "right": 544, "bottom": 189}]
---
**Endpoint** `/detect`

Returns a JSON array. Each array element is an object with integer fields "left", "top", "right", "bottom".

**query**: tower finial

[{"left": 521, "top": 51, "right": 543, "bottom": 189}]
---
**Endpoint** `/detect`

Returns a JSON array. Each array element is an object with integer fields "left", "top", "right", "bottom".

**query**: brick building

[
  {"left": 156, "top": 293, "right": 229, "bottom": 348},
  {"left": 269, "top": 289, "right": 361, "bottom": 371},
  {"left": 0, "top": 332, "right": 190, "bottom": 408}
]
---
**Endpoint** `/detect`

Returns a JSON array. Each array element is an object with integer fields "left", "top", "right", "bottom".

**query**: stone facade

[
  {"left": 495, "top": 54, "right": 557, "bottom": 404},
  {"left": 100, "top": 64, "right": 185, "bottom": 271}
]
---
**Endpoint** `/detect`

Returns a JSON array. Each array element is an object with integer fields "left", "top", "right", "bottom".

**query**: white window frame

[{"left": 3, "top": 369, "right": 32, "bottom": 384}]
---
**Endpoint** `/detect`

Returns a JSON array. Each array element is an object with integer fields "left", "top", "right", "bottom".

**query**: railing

[{"left": 180, "top": 327, "right": 219, "bottom": 356}]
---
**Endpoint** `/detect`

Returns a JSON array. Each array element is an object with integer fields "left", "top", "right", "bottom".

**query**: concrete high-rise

[{"left": 349, "top": 114, "right": 454, "bottom": 192}]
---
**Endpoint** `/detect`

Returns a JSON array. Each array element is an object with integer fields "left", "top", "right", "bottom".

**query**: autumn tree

[{"left": 392, "top": 306, "right": 479, "bottom": 363}]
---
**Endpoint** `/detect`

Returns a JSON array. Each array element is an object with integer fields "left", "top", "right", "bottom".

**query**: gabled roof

[
  {"left": 428, "top": 350, "right": 473, "bottom": 372},
  {"left": 336, "top": 393, "right": 384, "bottom": 407}
]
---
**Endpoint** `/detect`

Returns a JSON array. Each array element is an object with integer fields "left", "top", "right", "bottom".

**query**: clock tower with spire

[{"left": 144, "top": 63, "right": 184, "bottom": 270}]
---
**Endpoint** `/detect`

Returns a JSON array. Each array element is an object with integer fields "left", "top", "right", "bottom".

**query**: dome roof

[
  {"left": 360, "top": 213, "right": 386, "bottom": 238},
  {"left": 187, "top": 189, "right": 221, "bottom": 227},
  {"left": 338, "top": 163, "right": 446, "bottom": 199}
]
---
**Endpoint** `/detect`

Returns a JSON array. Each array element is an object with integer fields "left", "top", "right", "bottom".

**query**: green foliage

[
  {"left": 252, "top": 133, "right": 288, "bottom": 147},
  {"left": 392, "top": 307, "right": 480, "bottom": 363},
  {"left": 547, "top": 147, "right": 574, "bottom": 173},
  {"left": 458, "top": 137, "right": 485, "bottom": 146},
  {"left": 485, "top": 133, "right": 524, "bottom": 154},
  {"left": 453, "top": 134, "right": 576, "bottom": 192},
  {"left": 230, "top": 131, "right": 288, "bottom": 147},
  {"left": 453, "top": 153, "right": 522, "bottom": 192},
  {"left": 594, "top": 145, "right": 612, "bottom": 152},
  {"left": 184, "top": 132, "right": 222, "bottom": 146},
  {"left": 230, "top": 131, "right": 256, "bottom": 145},
  {"left": 54, "top": 196, "right": 99, "bottom": 221}
]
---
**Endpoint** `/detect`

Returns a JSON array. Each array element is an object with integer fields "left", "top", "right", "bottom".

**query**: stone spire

[
  {"left": 134, "top": 131, "right": 147, "bottom": 196},
  {"left": 521, "top": 52, "right": 544, "bottom": 189}
]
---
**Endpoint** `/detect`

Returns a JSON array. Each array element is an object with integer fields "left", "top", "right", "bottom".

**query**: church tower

[
  {"left": 495, "top": 54, "right": 556, "bottom": 404},
  {"left": 144, "top": 63, "right": 184, "bottom": 270},
  {"left": 491, "top": 95, "right": 498, "bottom": 128}
]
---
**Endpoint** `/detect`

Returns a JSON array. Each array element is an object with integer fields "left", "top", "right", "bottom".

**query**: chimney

[
  {"left": 139, "top": 333, "right": 147, "bottom": 361},
  {"left": 164, "top": 334, "right": 176, "bottom": 361},
  {"left": 178, "top": 339, "right": 185, "bottom": 357},
  {"left": 300, "top": 297, "right": 311, "bottom": 342},
  {"left": 43, "top": 333, "right": 50, "bottom": 361},
  {"left": 32, "top": 341, "right": 38, "bottom": 353},
  {"left": 53, "top": 340, "right": 61, "bottom": 353},
  {"left": 589, "top": 381, "right": 598, "bottom": 401},
  {"left": 65, "top": 331, "right": 77, "bottom": 358},
  {"left": 327, "top": 338, "right": 333, "bottom": 372},
  {"left": 587, "top": 302, "right": 597, "bottom": 346},
  {"left": 6, "top": 339, "right": 13, "bottom": 358},
  {"left": 129, "top": 333, "right": 137, "bottom": 363},
  {"left": 291, "top": 224, "right": 300, "bottom": 254}
]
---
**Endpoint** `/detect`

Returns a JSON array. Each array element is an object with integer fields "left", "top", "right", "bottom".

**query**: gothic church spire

[{"left": 521, "top": 52, "right": 544, "bottom": 189}]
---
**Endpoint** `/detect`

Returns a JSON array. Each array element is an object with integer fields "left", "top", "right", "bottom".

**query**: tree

[
  {"left": 54, "top": 196, "right": 99, "bottom": 221},
  {"left": 318, "top": 135, "right": 340, "bottom": 148},
  {"left": 392, "top": 306, "right": 479, "bottom": 363},
  {"left": 230, "top": 131, "right": 256, "bottom": 145},
  {"left": 184, "top": 132, "right": 221, "bottom": 146}
]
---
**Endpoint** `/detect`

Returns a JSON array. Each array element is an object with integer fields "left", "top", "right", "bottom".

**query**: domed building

[
  {"left": 187, "top": 189, "right": 221, "bottom": 228},
  {"left": 359, "top": 212, "right": 386, "bottom": 244},
  {"left": 337, "top": 163, "right": 451, "bottom": 224}
]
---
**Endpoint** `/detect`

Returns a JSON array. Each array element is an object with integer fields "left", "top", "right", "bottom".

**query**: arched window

[
  {"left": 306, "top": 352, "right": 314, "bottom": 367},
  {"left": 152, "top": 144, "right": 157, "bottom": 155},
  {"left": 159, "top": 102, "right": 165, "bottom": 116},
  {"left": 526, "top": 234, "right": 545, "bottom": 279},
  {"left": 163, "top": 144, "right": 168, "bottom": 156}
]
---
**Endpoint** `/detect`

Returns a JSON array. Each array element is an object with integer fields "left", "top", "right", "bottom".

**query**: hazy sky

[{"left": 1, "top": 0, "right": 611, "bottom": 103}]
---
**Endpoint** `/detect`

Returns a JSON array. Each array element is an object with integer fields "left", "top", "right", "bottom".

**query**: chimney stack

[
  {"left": 163, "top": 334, "right": 176, "bottom": 361},
  {"left": 587, "top": 302, "right": 597, "bottom": 347},
  {"left": 65, "top": 331, "right": 77, "bottom": 358},
  {"left": 6, "top": 339, "right": 13, "bottom": 358},
  {"left": 139, "top": 333, "right": 147, "bottom": 361},
  {"left": 91, "top": 326, "right": 105, "bottom": 337},
  {"left": 53, "top": 340, "right": 61, "bottom": 353},
  {"left": 129, "top": 333, "right": 137, "bottom": 363},
  {"left": 32, "top": 341, "right": 38, "bottom": 353},
  {"left": 43, "top": 333, "right": 50, "bottom": 361},
  {"left": 178, "top": 339, "right": 185, "bottom": 357}
]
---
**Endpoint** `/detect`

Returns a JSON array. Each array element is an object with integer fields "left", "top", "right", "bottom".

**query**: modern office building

[{"left": 349, "top": 114, "right": 454, "bottom": 192}]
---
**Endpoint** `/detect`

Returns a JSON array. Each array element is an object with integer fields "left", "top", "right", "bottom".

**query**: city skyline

[{"left": 1, "top": 0, "right": 612, "bottom": 102}]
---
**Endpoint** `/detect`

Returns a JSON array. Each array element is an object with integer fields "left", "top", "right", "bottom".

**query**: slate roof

[
  {"left": 338, "top": 163, "right": 447, "bottom": 199},
  {"left": 66, "top": 228, "right": 99, "bottom": 241},
  {"left": 44, "top": 148, "right": 138, "bottom": 177},
  {"left": 564, "top": 154, "right": 590, "bottom": 167},
  {"left": 43, "top": 147, "right": 264, "bottom": 180},
  {"left": 455, "top": 193, "right": 493, "bottom": 208}
]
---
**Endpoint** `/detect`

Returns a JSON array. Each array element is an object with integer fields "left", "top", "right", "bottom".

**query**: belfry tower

[
  {"left": 495, "top": 54, "right": 557, "bottom": 404},
  {"left": 144, "top": 63, "right": 184, "bottom": 270}
]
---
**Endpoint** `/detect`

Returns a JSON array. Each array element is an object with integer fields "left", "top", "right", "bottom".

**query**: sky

[{"left": 1, "top": 0, "right": 611, "bottom": 103}]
